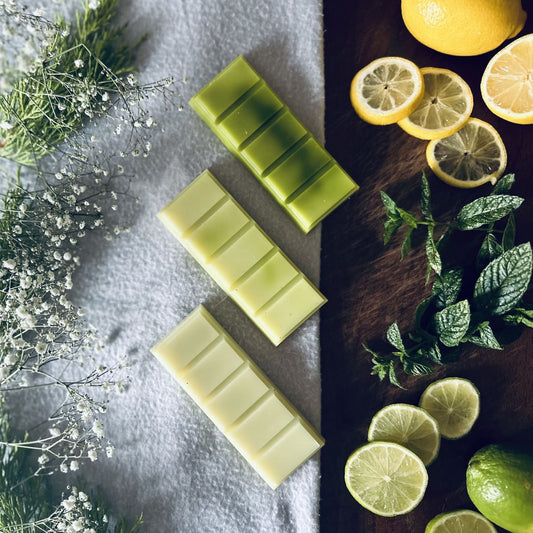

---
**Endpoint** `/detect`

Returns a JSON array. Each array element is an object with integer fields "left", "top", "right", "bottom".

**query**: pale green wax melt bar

[
  {"left": 189, "top": 55, "right": 359, "bottom": 233},
  {"left": 157, "top": 170, "right": 326, "bottom": 345},
  {"left": 151, "top": 305, "right": 325, "bottom": 489}
]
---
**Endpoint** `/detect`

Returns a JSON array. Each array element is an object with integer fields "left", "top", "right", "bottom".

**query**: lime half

[
  {"left": 419, "top": 377, "right": 480, "bottom": 439},
  {"left": 425, "top": 509, "right": 497, "bottom": 532},
  {"left": 344, "top": 441, "right": 428, "bottom": 517},
  {"left": 368, "top": 403, "right": 441, "bottom": 466}
]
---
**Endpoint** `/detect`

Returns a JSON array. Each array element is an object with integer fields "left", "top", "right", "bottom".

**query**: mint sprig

[{"left": 368, "top": 173, "right": 532, "bottom": 387}]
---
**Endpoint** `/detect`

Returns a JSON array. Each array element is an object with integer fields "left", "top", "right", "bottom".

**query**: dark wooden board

[{"left": 320, "top": 1, "right": 533, "bottom": 531}]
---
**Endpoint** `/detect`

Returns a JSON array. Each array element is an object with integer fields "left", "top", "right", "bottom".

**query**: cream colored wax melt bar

[
  {"left": 151, "top": 305, "right": 325, "bottom": 489},
  {"left": 158, "top": 170, "right": 326, "bottom": 345}
]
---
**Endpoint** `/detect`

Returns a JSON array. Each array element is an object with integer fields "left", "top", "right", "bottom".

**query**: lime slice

[
  {"left": 368, "top": 403, "right": 441, "bottom": 466},
  {"left": 344, "top": 441, "right": 428, "bottom": 517},
  {"left": 350, "top": 56, "right": 424, "bottom": 125},
  {"left": 425, "top": 509, "right": 497, "bottom": 532},
  {"left": 419, "top": 377, "right": 480, "bottom": 439}
]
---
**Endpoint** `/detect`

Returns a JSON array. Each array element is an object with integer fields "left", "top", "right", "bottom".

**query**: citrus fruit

[
  {"left": 398, "top": 67, "right": 473, "bottom": 140},
  {"left": 426, "top": 118, "right": 507, "bottom": 188},
  {"left": 425, "top": 509, "right": 497, "bottom": 533},
  {"left": 401, "top": 0, "right": 527, "bottom": 56},
  {"left": 368, "top": 403, "right": 441, "bottom": 466},
  {"left": 419, "top": 377, "right": 480, "bottom": 439},
  {"left": 350, "top": 57, "right": 424, "bottom": 125},
  {"left": 481, "top": 33, "right": 533, "bottom": 125},
  {"left": 467, "top": 444, "right": 533, "bottom": 533},
  {"left": 344, "top": 441, "right": 428, "bottom": 517}
]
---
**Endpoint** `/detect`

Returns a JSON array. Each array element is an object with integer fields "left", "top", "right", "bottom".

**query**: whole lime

[{"left": 466, "top": 444, "right": 533, "bottom": 533}]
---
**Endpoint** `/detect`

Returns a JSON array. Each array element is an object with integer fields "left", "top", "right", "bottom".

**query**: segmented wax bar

[
  {"left": 151, "top": 305, "right": 324, "bottom": 489},
  {"left": 157, "top": 170, "right": 326, "bottom": 345},
  {"left": 189, "top": 56, "right": 359, "bottom": 233}
]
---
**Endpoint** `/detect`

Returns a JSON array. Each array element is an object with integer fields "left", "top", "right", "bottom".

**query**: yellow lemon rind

[
  {"left": 398, "top": 67, "right": 474, "bottom": 140},
  {"left": 350, "top": 57, "right": 425, "bottom": 126},
  {"left": 481, "top": 33, "right": 533, "bottom": 125},
  {"left": 426, "top": 118, "right": 507, "bottom": 189}
]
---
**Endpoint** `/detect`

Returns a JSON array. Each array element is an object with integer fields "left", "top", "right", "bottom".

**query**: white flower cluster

[
  {"left": 42, "top": 486, "right": 110, "bottom": 533},
  {"left": 0, "top": 1, "right": 58, "bottom": 89}
]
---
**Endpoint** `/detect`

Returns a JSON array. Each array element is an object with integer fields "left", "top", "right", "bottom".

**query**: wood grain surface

[{"left": 320, "top": 1, "right": 533, "bottom": 532}]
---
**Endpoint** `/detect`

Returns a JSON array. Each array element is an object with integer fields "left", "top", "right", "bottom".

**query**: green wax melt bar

[
  {"left": 158, "top": 170, "right": 326, "bottom": 345},
  {"left": 189, "top": 56, "right": 359, "bottom": 233},
  {"left": 151, "top": 305, "right": 325, "bottom": 489}
]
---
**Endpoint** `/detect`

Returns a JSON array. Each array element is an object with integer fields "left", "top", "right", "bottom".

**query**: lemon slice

[
  {"left": 419, "top": 377, "right": 480, "bottom": 439},
  {"left": 426, "top": 118, "right": 507, "bottom": 188},
  {"left": 368, "top": 403, "right": 441, "bottom": 466},
  {"left": 350, "top": 57, "right": 424, "bottom": 125},
  {"left": 344, "top": 441, "right": 428, "bottom": 517},
  {"left": 398, "top": 67, "right": 473, "bottom": 139},
  {"left": 481, "top": 33, "right": 533, "bottom": 125},
  {"left": 425, "top": 509, "right": 497, "bottom": 533}
]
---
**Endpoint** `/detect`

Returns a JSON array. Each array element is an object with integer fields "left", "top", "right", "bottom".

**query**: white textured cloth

[{"left": 67, "top": 0, "right": 326, "bottom": 531}]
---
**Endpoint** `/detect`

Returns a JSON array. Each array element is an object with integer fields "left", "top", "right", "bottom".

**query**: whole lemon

[
  {"left": 466, "top": 444, "right": 533, "bottom": 533},
  {"left": 401, "top": 0, "right": 527, "bottom": 56}
]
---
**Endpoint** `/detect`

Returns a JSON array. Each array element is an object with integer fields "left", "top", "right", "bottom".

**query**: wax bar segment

[
  {"left": 151, "top": 306, "right": 324, "bottom": 489},
  {"left": 189, "top": 55, "right": 359, "bottom": 233},
  {"left": 157, "top": 170, "right": 326, "bottom": 345}
]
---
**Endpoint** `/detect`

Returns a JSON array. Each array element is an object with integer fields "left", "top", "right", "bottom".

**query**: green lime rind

[
  {"left": 419, "top": 377, "right": 480, "bottom": 439},
  {"left": 368, "top": 403, "right": 441, "bottom": 466},
  {"left": 466, "top": 444, "right": 533, "bottom": 533},
  {"left": 344, "top": 441, "right": 428, "bottom": 517},
  {"left": 425, "top": 509, "right": 497, "bottom": 532}
]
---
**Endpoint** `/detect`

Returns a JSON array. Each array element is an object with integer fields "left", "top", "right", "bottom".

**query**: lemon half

[{"left": 481, "top": 33, "right": 533, "bottom": 125}]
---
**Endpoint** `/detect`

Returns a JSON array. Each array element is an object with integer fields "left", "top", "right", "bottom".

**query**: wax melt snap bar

[
  {"left": 157, "top": 170, "right": 326, "bottom": 345},
  {"left": 151, "top": 305, "right": 324, "bottom": 489},
  {"left": 189, "top": 56, "right": 359, "bottom": 233}
]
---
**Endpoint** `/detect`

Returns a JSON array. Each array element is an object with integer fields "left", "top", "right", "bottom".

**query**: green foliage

[
  {"left": 0, "top": 0, "right": 141, "bottom": 166},
  {"left": 367, "top": 173, "right": 532, "bottom": 387}
]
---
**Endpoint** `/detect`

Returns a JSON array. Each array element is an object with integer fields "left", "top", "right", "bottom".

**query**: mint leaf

[
  {"left": 388, "top": 363, "right": 403, "bottom": 388},
  {"left": 434, "top": 299, "right": 470, "bottom": 347},
  {"left": 403, "top": 359, "right": 433, "bottom": 376},
  {"left": 502, "top": 212, "right": 516, "bottom": 251},
  {"left": 436, "top": 228, "right": 454, "bottom": 252},
  {"left": 503, "top": 308, "right": 533, "bottom": 328},
  {"left": 418, "top": 342, "right": 442, "bottom": 363},
  {"left": 491, "top": 173, "right": 515, "bottom": 195},
  {"left": 384, "top": 217, "right": 403, "bottom": 244},
  {"left": 432, "top": 267, "right": 463, "bottom": 310},
  {"left": 456, "top": 195, "right": 523, "bottom": 230},
  {"left": 420, "top": 173, "right": 433, "bottom": 221},
  {"left": 401, "top": 227, "right": 413, "bottom": 259},
  {"left": 398, "top": 207, "right": 418, "bottom": 229},
  {"left": 386, "top": 322, "right": 405, "bottom": 351},
  {"left": 474, "top": 243, "right": 533, "bottom": 316},
  {"left": 426, "top": 226, "right": 442, "bottom": 282},
  {"left": 476, "top": 233, "right": 503, "bottom": 271},
  {"left": 381, "top": 190, "right": 400, "bottom": 217},
  {"left": 469, "top": 322, "right": 502, "bottom": 350}
]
